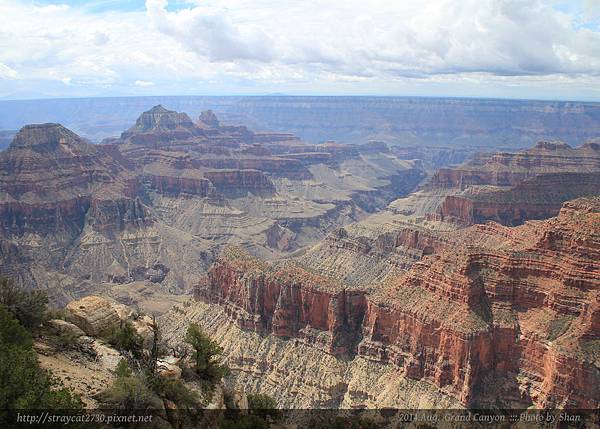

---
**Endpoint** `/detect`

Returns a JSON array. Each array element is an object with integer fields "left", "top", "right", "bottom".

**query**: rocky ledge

[
  {"left": 427, "top": 140, "right": 600, "bottom": 225},
  {"left": 195, "top": 198, "right": 600, "bottom": 409}
]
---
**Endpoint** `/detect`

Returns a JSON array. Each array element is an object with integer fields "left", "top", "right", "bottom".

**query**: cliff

[
  {"left": 198, "top": 247, "right": 367, "bottom": 355},
  {"left": 428, "top": 140, "right": 600, "bottom": 225},
  {"left": 440, "top": 172, "right": 600, "bottom": 225},
  {"left": 0, "top": 112, "right": 424, "bottom": 297},
  {"left": 0, "top": 123, "right": 137, "bottom": 236},
  {"left": 194, "top": 198, "right": 600, "bottom": 409}
]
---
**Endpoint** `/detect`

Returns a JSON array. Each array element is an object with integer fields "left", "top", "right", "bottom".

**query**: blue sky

[{"left": 1, "top": 0, "right": 599, "bottom": 101}]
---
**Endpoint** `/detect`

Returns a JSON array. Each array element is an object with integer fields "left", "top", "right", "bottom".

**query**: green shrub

[
  {"left": 184, "top": 324, "right": 229, "bottom": 381},
  {"left": 115, "top": 359, "right": 133, "bottom": 378},
  {"left": 247, "top": 393, "right": 281, "bottom": 421},
  {"left": 0, "top": 304, "right": 83, "bottom": 414},
  {"left": 106, "top": 321, "right": 144, "bottom": 359},
  {"left": 247, "top": 393, "right": 277, "bottom": 410},
  {"left": 149, "top": 375, "right": 199, "bottom": 409},
  {"left": 0, "top": 277, "right": 48, "bottom": 329},
  {"left": 99, "top": 373, "right": 163, "bottom": 410}
]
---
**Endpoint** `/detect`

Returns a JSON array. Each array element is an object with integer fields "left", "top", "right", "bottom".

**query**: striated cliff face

[
  {"left": 428, "top": 140, "right": 600, "bottom": 226},
  {"left": 189, "top": 197, "right": 600, "bottom": 409},
  {"left": 439, "top": 171, "right": 600, "bottom": 225},
  {"left": 0, "top": 108, "right": 424, "bottom": 300},
  {"left": 0, "top": 124, "right": 137, "bottom": 236},
  {"left": 198, "top": 247, "right": 367, "bottom": 356},
  {"left": 0, "top": 123, "right": 195, "bottom": 295},
  {"left": 430, "top": 140, "right": 600, "bottom": 189}
]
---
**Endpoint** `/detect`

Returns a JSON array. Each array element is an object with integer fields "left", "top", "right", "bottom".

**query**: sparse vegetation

[
  {"left": 53, "top": 330, "right": 79, "bottom": 350},
  {"left": 185, "top": 323, "right": 229, "bottom": 381},
  {"left": 0, "top": 277, "right": 49, "bottom": 329},
  {"left": 100, "top": 321, "right": 203, "bottom": 419},
  {"left": 247, "top": 393, "right": 281, "bottom": 421},
  {"left": 547, "top": 315, "right": 576, "bottom": 341},
  {"left": 0, "top": 304, "right": 83, "bottom": 418},
  {"left": 106, "top": 321, "right": 144, "bottom": 359},
  {"left": 115, "top": 358, "right": 133, "bottom": 378},
  {"left": 148, "top": 375, "right": 199, "bottom": 410},
  {"left": 99, "top": 371, "right": 163, "bottom": 410},
  {"left": 46, "top": 308, "right": 67, "bottom": 321}
]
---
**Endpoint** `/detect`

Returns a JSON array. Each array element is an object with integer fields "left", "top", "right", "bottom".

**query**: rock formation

[
  {"left": 428, "top": 140, "right": 600, "bottom": 225},
  {"left": 66, "top": 295, "right": 122, "bottom": 336},
  {"left": 2, "top": 104, "right": 598, "bottom": 412},
  {"left": 181, "top": 197, "right": 599, "bottom": 409},
  {"left": 0, "top": 109, "right": 424, "bottom": 303}
]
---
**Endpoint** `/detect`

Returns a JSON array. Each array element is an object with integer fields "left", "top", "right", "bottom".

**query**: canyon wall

[{"left": 192, "top": 198, "right": 600, "bottom": 409}]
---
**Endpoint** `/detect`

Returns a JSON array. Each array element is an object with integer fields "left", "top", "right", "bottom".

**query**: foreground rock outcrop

[
  {"left": 185, "top": 197, "right": 600, "bottom": 409},
  {"left": 65, "top": 296, "right": 122, "bottom": 336}
]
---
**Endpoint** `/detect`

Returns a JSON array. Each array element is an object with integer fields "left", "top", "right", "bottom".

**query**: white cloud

[
  {"left": 145, "top": 0, "right": 600, "bottom": 76},
  {"left": 35, "top": 3, "right": 70, "bottom": 13},
  {"left": 135, "top": 80, "right": 154, "bottom": 86},
  {"left": 0, "top": 63, "right": 18, "bottom": 79},
  {"left": 0, "top": 0, "right": 599, "bottom": 99}
]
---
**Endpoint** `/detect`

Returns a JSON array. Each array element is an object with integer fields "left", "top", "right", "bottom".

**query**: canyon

[
  {"left": 1, "top": 96, "right": 599, "bottom": 148},
  {"left": 0, "top": 106, "right": 423, "bottom": 305},
  {"left": 172, "top": 197, "right": 599, "bottom": 409},
  {"left": 0, "top": 102, "right": 598, "bottom": 412},
  {"left": 162, "top": 137, "right": 600, "bottom": 410}
]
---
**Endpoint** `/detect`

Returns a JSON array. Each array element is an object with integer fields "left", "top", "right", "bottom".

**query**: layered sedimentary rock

[
  {"left": 65, "top": 295, "right": 121, "bottom": 336},
  {"left": 0, "top": 123, "right": 194, "bottom": 297},
  {"left": 0, "top": 108, "right": 424, "bottom": 300},
  {"left": 188, "top": 197, "right": 600, "bottom": 409},
  {"left": 198, "top": 247, "right": 367, "bottom": 356},
  {"left": 110, "top": 106, "right": 424, "bottom": 261},
  {"left": 4, "top": 96, "right": 600, "bottom": 147},
  {"left": 428, "top": 140, "right": 600, "bottom": 225}
]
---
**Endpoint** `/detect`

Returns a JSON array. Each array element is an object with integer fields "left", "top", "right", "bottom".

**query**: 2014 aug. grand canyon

[{"left": 1, "top": 1, "right": 599, "bottom": 428}]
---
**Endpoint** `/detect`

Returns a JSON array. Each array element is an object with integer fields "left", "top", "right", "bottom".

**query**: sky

[{"left": 0, "top": 0, "right": 599, "bottom": 101}]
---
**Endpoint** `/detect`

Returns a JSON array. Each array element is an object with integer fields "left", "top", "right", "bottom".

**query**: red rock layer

[
  {"left": 440, "top": 172, "right": 600, "bottom": 225},
  {"left": 0, "top": 124, "right": 138, "bottom": 236},
  {"left": 198, "top": 248, "right": 367, "bottom": 355},
  {"left": 428, "top": 140, "right": 600, "bottom": 226},
  {"left": 198, "top": 198, "right": 600, "bottom": 408}
]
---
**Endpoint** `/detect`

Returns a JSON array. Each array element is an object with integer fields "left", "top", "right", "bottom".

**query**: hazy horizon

[{"left": 3, "top": 93, "right": 600, "bottom": 103}]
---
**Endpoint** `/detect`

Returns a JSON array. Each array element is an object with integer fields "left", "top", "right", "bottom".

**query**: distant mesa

[
  {"left": 124, "top": 104, "right": 197, "bottom": 135},
  {"left": 533, "top": 140, "right": 572, "bottom": 151},
  {"left": 426, "top": 139, "right": 600, "bottom": 225},
  {"left": 198, "top": 109, "right": 220, "bottom": 129},
  {"left": 9, "top": 123, "right": 89, "bottom": 151}
]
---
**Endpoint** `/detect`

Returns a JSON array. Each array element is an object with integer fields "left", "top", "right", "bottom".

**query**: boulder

[
  {"left": 131, "top": 314, "right": 156, "bottom": 348},
  {"left": 46, "top": 319, "right": 86, "bottom": 337},
  {"left": 229, "top": 390, "right": 249, "bottom": 411},
  {"left": 66, "top": 296, "right": 121, "bottom": 336},
  {"left": 157, "top": 356, "right": 182, "bottom": 379}
]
